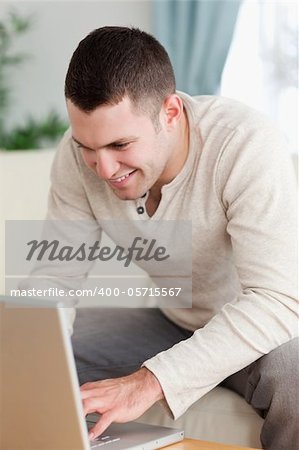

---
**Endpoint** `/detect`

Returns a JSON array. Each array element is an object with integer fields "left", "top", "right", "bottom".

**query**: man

[{"left": 48, "top": 27, "right": 298, "bottom": 449}]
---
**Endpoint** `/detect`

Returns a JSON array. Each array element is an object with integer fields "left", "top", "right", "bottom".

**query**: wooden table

[{"left": 163, "top": 438, "right": 260, "bottom": 449}]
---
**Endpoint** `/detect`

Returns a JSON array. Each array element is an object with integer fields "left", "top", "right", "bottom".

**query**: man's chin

[{"left": 110, "top": 187, "right": 143, "bottom": 201}]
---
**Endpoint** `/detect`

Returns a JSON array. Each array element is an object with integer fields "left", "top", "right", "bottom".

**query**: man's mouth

[{"left": 109, "top": 170, "right": 137, "bottom": 185}]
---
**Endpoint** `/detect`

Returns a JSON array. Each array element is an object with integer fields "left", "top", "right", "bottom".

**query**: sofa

[{"left": 0, "top": 148, "right": 270, "bottom": 448}]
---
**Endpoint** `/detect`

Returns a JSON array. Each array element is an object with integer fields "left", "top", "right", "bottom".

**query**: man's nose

[{"left": 94, "top": 150, "right": 120, "bottom": 180}]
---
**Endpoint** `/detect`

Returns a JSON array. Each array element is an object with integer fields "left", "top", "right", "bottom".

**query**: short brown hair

[{"left": 64, "top": 26, "right": 176, "bottom": 120}]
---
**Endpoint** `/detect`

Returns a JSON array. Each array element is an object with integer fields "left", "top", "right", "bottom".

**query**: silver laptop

[{"left": 0, "top": 295, "right": 184, "bottom": 449}]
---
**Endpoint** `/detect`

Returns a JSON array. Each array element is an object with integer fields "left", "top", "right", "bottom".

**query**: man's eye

[{"left": 113, "top": 142, "right": 129, "bottom": 149}]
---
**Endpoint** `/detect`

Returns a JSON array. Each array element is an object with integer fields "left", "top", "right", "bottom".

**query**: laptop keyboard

[
  {"left": 87, "top": 418, "right": 121, "bottom": 448},
  {"left": 90, "top": 435, "right": 120, "bottom": 448}
]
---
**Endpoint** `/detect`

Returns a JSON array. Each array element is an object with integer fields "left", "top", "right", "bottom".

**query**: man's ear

[{"left": 160, "top": 94, "right": 184, "bottom": 130}]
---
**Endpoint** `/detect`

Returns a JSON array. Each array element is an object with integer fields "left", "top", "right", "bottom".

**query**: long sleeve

[
  {"left": 142, "top": 122, "right": 298, "bottom": 419},
  {"left": 19, "top": 129, "right": 101, "bottom": 334}
]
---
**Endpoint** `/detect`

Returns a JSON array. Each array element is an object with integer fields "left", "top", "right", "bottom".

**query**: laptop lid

[
  {"left": 0, "top": 296, "right": 90, "bottom": 450},
  {"left": 0, "top": 296, "right": 184, "bottom": 450}
]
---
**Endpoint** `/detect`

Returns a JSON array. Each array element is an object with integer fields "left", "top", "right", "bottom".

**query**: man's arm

[
  {"left": 142, "top": 122, "right": 298, "bottom": 418},
  {"left": 19, "top": 129, "right": 100, "bottom": 334}
]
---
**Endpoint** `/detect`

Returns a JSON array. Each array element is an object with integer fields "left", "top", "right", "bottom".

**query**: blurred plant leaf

[
  {"left": 9, "top": 9, "right": 33, "bottom": 34},
  {"left": 1, "top": 111, "right": 68, "bottom": 150},
  {"left": 0, "top": 10, "right": 67, "bottom": 150}
]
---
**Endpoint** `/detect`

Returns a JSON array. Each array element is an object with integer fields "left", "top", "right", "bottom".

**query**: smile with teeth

[{"left": 110, "top": 170, "right": 136, "bottom": 183}]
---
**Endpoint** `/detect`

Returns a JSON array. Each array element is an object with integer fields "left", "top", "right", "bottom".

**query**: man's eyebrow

[
  {"left": 72, "top": 136, "right": 138, "bottom": 150},
  {"left": 72, "top": 137, "right": 93, "bottom": 150}
]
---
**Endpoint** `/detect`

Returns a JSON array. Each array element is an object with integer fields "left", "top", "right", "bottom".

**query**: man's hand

[{"left": 80, "top": 367, "right": 164, "bottom": 440}]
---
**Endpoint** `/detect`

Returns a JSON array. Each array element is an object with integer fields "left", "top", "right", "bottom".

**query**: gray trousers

[{"left": 71, "top": 308, "right": 299, "bottom": 450}]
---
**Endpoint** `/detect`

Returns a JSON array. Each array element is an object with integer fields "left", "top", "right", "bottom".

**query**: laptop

[{"left": 0, "top": 295, "right": 184, "bottom": 449}]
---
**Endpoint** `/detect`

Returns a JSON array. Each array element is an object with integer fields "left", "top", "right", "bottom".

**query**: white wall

[{"left": 0, "top": 1, "right": 152, "bottom": 130}]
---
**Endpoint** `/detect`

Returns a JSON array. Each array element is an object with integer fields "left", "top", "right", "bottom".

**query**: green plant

[
  {"left": 0, "top": 10, "right": 67, "bottom": 150},
  {"left": 1, "top": 110, "right": 68, "bottom": 150}
]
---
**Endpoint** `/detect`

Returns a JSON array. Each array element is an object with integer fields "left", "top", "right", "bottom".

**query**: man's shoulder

[
  {"left": 180, "top": 90, "right": 261, "bottom": 116},
  {"left": 53, "top": 127, "right": 85, "bottom": 171},
  {"left": 179, "top": 91, "right": 276, "bottom": 137},
  {"left": 51, "top": 127, "right": 88, "bottom": 184}
]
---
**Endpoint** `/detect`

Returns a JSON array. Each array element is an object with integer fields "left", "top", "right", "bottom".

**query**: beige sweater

[{"left": 48, "top": 92, "right": 298, "bottom": 419}]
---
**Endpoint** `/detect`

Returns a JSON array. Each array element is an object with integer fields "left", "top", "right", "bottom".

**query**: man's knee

[
  {"left": 250, "top": 338, "right": 299, "bottom": 413},
  {"left": 259, "top": 337, "right": 298, "bottom": 383},
  {"left": 253, "top": 339, "right": 299, "bottom": 449}
]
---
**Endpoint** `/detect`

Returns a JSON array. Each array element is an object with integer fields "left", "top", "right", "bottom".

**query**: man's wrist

[{"left": 139, "top": 367, "right": 164, "bottom": 403}]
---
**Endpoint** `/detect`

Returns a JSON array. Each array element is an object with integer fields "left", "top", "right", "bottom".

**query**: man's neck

[
  {"left": 146, "top": 108, "right": 189, "bottom": 216},
  {"left": 145, "top": 194, "right": 161, "bottom": 217}
]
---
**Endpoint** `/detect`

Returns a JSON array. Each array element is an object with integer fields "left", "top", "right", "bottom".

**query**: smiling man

[
  {"left": 47, "top": 27, "right": 298, "bottom": 449},
  {"left": 67, "top": 93, "right": 189, "bottom": 215}
]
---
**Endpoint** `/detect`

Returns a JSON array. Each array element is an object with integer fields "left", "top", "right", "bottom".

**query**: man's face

[{"left": 67, "top": 97, "right": 174, "bottom": 201}]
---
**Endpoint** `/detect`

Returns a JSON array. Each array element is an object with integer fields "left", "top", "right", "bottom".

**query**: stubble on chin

[{"left": 109, "top": 186, "right": 141, "bottom": 202}]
